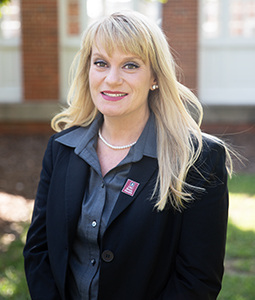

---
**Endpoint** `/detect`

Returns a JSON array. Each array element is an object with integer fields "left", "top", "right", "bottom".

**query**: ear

[
  {"left": 150, "top": 77, "right": 158, "bottom": 91},
  {"left": 150, "top": 78, "right": 158, "bottom": 91}
]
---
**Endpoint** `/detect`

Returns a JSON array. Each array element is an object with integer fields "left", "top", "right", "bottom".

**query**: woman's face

[{"left": 89, "top": 42, "right": 156, "bottom": 121}]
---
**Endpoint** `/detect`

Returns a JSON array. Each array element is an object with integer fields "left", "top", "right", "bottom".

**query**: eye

[
  {"left": 94, "top": 60, "right": 108, "bottom": 68},
  {"left": 123, "top": 62, "right": 140, "bottom": 70}
]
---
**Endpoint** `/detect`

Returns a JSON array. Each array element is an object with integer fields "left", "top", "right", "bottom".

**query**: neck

[{"left": 101, "top": 110, "right": 150, "bottom": 146}]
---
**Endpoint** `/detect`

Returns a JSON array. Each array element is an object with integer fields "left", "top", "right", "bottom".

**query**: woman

[{"left": 24, "top": 11, "right": 232, "bottom": 300}]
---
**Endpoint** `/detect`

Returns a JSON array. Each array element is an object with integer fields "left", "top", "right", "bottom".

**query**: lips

[{"left": 101, "top": 91, "right": 128, "bottom": 101}]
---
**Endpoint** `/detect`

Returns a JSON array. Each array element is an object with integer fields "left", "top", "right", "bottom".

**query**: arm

[
  {"left": 23, "top": 136, "right": 62, "bottom": 300},
  {"left": 158, "top": 141, "right": 229, "bottom": 300}
]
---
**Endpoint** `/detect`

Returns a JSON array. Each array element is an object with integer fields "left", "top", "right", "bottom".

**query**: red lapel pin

[{"left": 122, "top": 179, "right": 140, "bottom": 197}]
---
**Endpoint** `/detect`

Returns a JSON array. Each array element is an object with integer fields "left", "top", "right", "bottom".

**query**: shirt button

[
  {"left": 101, "top": 250, "right": 114, "bottom": 263},
  {"left": 101, "top": 182, "right": 105, "bottom": 188},
  {"left": 91, "top": 220, "right": 97, "bottom": 227},
  {"left": 90, "top": 259, "right": 96, "bottom": 266}
]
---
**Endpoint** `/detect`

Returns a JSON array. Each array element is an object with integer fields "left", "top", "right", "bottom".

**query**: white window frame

[
  {"left": 198, "top": 0, "right": 255, "bottom": 105},
  {"left": 0, "top": 0, "right": 22, "bottom": 103}
]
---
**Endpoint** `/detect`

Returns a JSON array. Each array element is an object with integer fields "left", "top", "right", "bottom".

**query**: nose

[{"left": 105, "top": 67, "right": 123, "bottom": 86}]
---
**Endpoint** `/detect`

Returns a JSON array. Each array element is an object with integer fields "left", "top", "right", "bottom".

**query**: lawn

[
  {"left": 0, "top": 223, "right": 30, "bottom": 299},
  {"left": 0, "top": 174, "right": 255, "bottom": 299},
  {"left": 218, "top": 174, "right": 255, "bottom": 300}
]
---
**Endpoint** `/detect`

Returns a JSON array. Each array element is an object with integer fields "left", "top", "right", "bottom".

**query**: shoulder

[
  {"left": 184, "top": 134, "right": 229, "bottom": 211},
  {"left": 49, "top": 126, "right": 82, "bottom": 146},
  {"left": 200, "top": 133, "right": 226, "bottom": 164},
  {"left": 44, "top": 126, "right": 81, "bottom": 159},
  {"left": 187, "top": 133, "right": 227, "bottom": 188},
  {"left": 50, "top": 113, "right": 103, "bottom": 146},
  {"left": 52, "top": 126, "right": 80, "bottom": 139},
  {"left": 202, "top": 133, "right": 225, "bottom": 150},
  {"left": 188, "top": 133, "right": 226, "bottom": 172}
]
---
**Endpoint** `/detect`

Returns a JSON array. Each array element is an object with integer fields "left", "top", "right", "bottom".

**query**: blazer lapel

[
  {"left": 107, "top": 156, "right": 158, "bottom": 227},
  {"left": 65, "top": 150, "right": 90, "bottom": 243}
]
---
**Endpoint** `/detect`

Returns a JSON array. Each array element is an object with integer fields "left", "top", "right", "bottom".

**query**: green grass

[
  {"left": 228, "top": 174, "right": 255, "bottom": 195},
  {"left": 0, "top": 223, "right": 30, "bottom": 300},
  {"left": 218, "top": 174, "right": 255, "bottom": 300},
  {"left": 0, "top": 174, "right": 255, "bottom": 299}
]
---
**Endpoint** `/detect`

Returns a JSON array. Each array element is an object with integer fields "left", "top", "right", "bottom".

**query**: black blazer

[{"left": 24, "top": 127, "right": 228, "bottom": 300}]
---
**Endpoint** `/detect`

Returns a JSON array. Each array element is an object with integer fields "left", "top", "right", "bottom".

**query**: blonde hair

[{"left": 52, "top": 11, "right": 232, "bottom": 211}]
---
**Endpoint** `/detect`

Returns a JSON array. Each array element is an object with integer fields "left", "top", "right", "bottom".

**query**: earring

[{"left": 152, "top": 84, "right": 158, "bottom": 90}]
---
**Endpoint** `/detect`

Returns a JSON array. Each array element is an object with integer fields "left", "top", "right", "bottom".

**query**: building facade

[{"left": 0, "top": 0, "right": 254, "bottom": 134}]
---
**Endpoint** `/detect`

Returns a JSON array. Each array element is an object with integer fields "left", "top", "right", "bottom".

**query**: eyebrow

[{"left": 91, "top": 52, "right": 142, "bottom": 62}]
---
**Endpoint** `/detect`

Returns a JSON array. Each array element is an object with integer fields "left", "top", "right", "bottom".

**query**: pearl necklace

[{"left": 98, "top": 130, "right": 137, "bottom": 150}]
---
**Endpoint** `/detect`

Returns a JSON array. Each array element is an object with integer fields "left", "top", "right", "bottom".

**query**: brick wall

[
  {"left": 67, "top": 0, "right": 80, "bottom": 36},
  {"left": 162, "top": 0, "right": 198, "bottom": 92},
  {"left": 21, "top": 0, "right": 59, "bottom": 101}
]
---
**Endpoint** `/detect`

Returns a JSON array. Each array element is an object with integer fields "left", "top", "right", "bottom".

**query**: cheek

[
  {"left": 89, "top": 72, "right": 97, "bottom": 94},
  {"left": 89, "top": 70, "right": 102, "bottom": 90},
  {"left": 88, "top": 69, "right": 93, "bottom": 87},
  {"left": 88, "top": 73, "right": 97, "bottom": 103}
]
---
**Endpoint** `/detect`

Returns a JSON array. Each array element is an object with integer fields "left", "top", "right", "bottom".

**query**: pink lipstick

[{"left": 101, "top": 91, "right": 128, "bottom": 101}]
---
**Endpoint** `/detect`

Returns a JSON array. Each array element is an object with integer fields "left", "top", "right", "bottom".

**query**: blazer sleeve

[
  {"left": 23, "top": 136, "right": 61, "bottom": 300},
  {"left": 157, "top": 140, "right": 229, "bottom": 300}
]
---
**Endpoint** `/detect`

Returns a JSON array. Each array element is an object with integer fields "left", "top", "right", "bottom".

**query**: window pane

[
  {"left": 87, "top": 0, "right": 104, "bottom": 20},
  {"left": 66, "top": 0, "right": 161, "bottom": 38},
  {"left": 87, "top": 0, "right": 160, "bottom": 22},
  {"left": 229, "top": 0, "right": 255, "bottom": 37},
  {"left": 201, "top": 0, "right": 220, "bottom": 38},
  {"left": 0, "top": 0, "right": 21, "bottom": 40},
  {"left": 105, "top": 0, "right": 133, "bottom": 15}
]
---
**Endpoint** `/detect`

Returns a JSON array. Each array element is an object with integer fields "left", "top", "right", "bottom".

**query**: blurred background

[{"left": 0, "top": 0, "right": 254, "bottom": 299}]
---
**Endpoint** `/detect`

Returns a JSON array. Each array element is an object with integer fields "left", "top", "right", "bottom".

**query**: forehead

[
  {"left": 91, "top": 42, "right": 143, "bottom": 61},
  {"left": 91, "top": 34, "right": 148, "bottom": 62}
]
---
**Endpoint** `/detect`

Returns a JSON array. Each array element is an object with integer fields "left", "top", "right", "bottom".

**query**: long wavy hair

[{"left": 51, "top": 11, "right": 232, "bottom": 211}]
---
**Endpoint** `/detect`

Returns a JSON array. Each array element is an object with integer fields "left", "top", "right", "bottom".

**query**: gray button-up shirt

[{"left": 56, "top": 113, "right": 157, "bottom": 299}]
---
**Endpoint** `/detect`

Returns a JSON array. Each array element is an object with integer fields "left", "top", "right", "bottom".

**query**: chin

[{"left": 96, "top": 105, "right": 126, "bottom": 118}]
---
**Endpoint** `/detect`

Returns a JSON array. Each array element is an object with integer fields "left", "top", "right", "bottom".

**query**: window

[
  {"left": 0, "top": 0, "right": 20, "bottom": 40},
  {"left": 201, "top": 0, "right": 220, "bottom": 39},
  {"left": 230, "top": 0, "right": 255, "bottom": 37},
  {"left": 63, "top": 0, "right": 161, "bottom": 40},
  {"left": 199, "top": 0, "right": 255, "bottom": 105},
  {"left": 0, "top": 0, "right": 22, "bottom": 103},
  {"left": 201, "top": 0, "right": 255, "bottom": 39}
]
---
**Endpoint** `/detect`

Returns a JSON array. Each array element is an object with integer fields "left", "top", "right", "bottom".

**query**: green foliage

[
  {"left": 0, "top": 223, "right": 30, "bottom": 299},
  {"left": 0, "top": 0, "right": 10, "bottom": 7},
  {"left": 0, "top": 0, "right": 11, "bottom": 18}
]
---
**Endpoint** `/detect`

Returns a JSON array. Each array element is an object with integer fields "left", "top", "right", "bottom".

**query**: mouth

[{"left": 101, "top": 91, "right": 128, "bottom": 101}]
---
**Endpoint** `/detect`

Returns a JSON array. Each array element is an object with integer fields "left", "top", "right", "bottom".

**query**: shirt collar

[
  {"left": 55, "top": 112, "right": 157, "bottom": 159},
  {"left": 55, "top": 113, "right": 103, "bottom": 155}
]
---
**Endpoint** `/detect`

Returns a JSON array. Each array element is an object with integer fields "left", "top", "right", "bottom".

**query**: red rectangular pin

[{"left": 122, "top": 179, "right": 140, "bottom": 197}]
